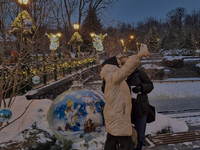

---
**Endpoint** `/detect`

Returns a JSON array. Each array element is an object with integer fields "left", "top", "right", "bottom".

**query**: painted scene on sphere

[{"left": 47, "top": 88, "right": 105, "bottom": 143}]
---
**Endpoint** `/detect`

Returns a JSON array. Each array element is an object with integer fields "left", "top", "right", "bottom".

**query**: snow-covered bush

[
  {"left": 146, "top": 113, "right": 188, "bottom": 136},
  {"left": 196, "top": 49, "right": 200, "bottom": 54},
  {"left": 141, "top": 64, "right": 165, "bottom": 80},
  {"left": 163, "top": 56, "right": 184, "bottom": 68},
  {"left": 160, "top": 49, "right": 195, "bottom": 56},
  {"left": 196, "top": 63, "right": 200, "bottom": 74}
]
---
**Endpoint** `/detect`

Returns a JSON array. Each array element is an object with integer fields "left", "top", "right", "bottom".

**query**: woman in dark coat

[{"left": 127, "top": 68, "right": 154, "bottom": 150}]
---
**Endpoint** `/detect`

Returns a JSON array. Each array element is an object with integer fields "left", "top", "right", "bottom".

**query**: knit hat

[
  {"left": 11, "top": 51, "right": 18, "bottom": 56},
  {"left": 102, "top": 56, "right": 119, "bottom": 67},
  {"left": 82, "top": 94, "right": 93, "bottom": 102},
  {"left": 67, "top": 99, "right": 74, "bottom": 107}
]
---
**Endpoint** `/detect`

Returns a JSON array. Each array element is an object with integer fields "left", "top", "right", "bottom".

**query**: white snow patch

[
  {"left": 142, "top": 64, "right": 164, "bottom": 70},
  {"left": 164, "top": 56, "right": 184, "bottom": 61}
]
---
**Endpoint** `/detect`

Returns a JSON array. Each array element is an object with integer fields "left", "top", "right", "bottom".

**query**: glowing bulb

[
  {"left": 130, "top": 35, "right": 134, "bottom": 39},
  {"left": 90, "top": 33, "right": 95, "bottom": 37},
  {"left": 73, "top": 23, "right": 80, "bottom": 30},
  {"left": 57, "top": 33, "right": 62, "bottom": 37},
  {"left": 18, "top": 0, "right": 29, "bottom": 5}
]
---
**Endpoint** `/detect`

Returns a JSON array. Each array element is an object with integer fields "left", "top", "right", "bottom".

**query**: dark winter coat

[{"left": 126, "top": 68, "right": 154, "bottom": 118}]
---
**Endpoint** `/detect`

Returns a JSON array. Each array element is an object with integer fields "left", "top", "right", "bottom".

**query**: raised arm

[{"left": 101, "top": 44, "right": 150, "bottom": 85}]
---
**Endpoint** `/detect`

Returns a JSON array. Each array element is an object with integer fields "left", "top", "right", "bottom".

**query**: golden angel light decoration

[
  {"left": 45, "top": 33, "right": 61, "bottom": 50},
  {"left": 91, "top": 33, "right": 107, "bottom": 51}
]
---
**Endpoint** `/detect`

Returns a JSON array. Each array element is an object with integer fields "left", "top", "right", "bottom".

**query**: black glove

[{"left": 132, "top": 85, "right": 142, "bottom": 93}]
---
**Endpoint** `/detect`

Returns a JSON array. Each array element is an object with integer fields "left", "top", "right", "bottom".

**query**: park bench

[{"left": 145, "top": 130, "right": 200, "bottom": 146}]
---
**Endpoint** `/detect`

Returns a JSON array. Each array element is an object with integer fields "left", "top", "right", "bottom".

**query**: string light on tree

[{"left": 121, "top": 39, "right": 126, "bottom": 52}]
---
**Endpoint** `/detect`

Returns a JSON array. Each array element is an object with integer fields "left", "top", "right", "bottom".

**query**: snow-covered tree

[
  {"left": 146, "top": 26, "right": 159, "bottom": 52},
  {"left": 160, "top": 27, "right": 177, "bottom": 50},
  {"left": 81, "top": 10, "right": 103, "bottom": 51},
  {"left": 181, "top": 32, "right": 196, "bottom": 50}
]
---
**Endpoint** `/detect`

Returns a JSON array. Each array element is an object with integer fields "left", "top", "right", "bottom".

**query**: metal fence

[{"left": 0, "top": 54, "right": 97, "bottom": 97}]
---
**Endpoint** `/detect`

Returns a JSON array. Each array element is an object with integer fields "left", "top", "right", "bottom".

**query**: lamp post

[
  {"left": 73, "top": 23, "right": 80, "bottom": 31},
  {"left": 18, "top": 0, "right": 29, "bottom": 56},
  {"left": 90, "top": 33, "right": 95, "bottom": 38},
  {"left": 18, "top": 0, "right": 29, "bottom": 10},
  {"left": 18, "top": 0, "right": 29, "bottom": 4},
  {"left": 69, "top": 23, "right": 83, "bottom": 57},
  {"left": 136, "top": 42, "right": 140, "bottom": 52},
  {"left": 130, "top": 35, "right": 134, "bottom": 40},
  {"left": 73, "top": 23, "right": 80, "bottom": 57},
  {"left": 90, "top": 32, "right": 95, "bottom": 54},
  {"left": 130, "top": 35, "right": 134, "bottom": 54}
]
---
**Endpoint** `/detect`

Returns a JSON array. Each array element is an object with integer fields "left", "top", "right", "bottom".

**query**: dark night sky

[{"left": 109, "top": 0, "right": 200, "bottom": 23}]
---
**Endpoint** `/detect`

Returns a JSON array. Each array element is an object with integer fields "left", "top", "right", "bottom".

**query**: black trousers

[
  {"left": 131, "top": 115, "right": 147, "bottom": 150},
  {"left": 104, "top": 132, "right": 134, "bottom": 150}
]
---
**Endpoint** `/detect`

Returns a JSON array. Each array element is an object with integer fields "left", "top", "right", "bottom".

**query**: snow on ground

[
  {"left": 0, "top": 96, "right": 53, "bottom": 143},
  {"left": 146, "top": 113, "right": 188, "bottom": 135},
  {"left": 142, "top": 64, "right": 164, "bottom": 70},
  {"left": 1, "top": 79, "right": 200, "bottom": 149},
  {"left": 142, "top": 56, "right": 200, "bottom": 63},
  {"left": 166, "top": 112, "right": 200, "bottom": 127},
  {"left": 148, "top": 81, "right": 200, "bottom": 100},
  {"left": 164, "top": 56, "right": 184, "bottom": 60}
]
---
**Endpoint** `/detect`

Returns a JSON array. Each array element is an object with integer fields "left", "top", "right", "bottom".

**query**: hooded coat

[
  {"left": 126, "top": 68, "right": 154, "bottom": 118},
  {"left": 100, "top": 55, "right": 141, "bottom": 136}
]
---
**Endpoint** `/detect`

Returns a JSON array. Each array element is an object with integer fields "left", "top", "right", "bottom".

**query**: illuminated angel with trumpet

[
  {"left": 45, "top": 33, "right": 61, "bottom": 50},
  {"left": 91, "top": 33, "right": 107, "bottom": 51}
]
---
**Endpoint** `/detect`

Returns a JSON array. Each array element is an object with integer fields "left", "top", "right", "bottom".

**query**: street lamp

[
  {"left": 18, "top": 0, "right": 29, "bottom": 10},
  {"left": 73, "top": 23, "right": 80, "bottom": 31},
  {"left": 90, "top": 32, "right": 95, "bottom": 54},
  {"left": 56, "top": 33, "right": 62, "bottom": 37},
  {"left": 129, "top": 35, "right": 134, "bottom": 54},
  {"left": 130, "top": 35, "right": 134, "bottom": 39},
  {"left": 136, "top": 42, "right": 140, "bottom": 52},
  {"left": 73, "top": 23, "right": 81, "bottom": 57},
  {"left": 17, "top": 0, "right": 30, "bottom": 58},
  {"left": 18, "top": 0, "right": 29, "bottom": 4},
  {"left": 90, "top": 33, "right": 95, "bottom": 38}
]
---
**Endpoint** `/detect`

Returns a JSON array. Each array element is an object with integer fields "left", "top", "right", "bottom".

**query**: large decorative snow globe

[{"left": 47, "top": 81, "right": 105, "bottom": 144}]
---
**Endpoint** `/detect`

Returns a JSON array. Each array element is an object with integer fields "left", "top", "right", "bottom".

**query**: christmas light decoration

[
  {"left": 91, "top": 33, "right": 107, "bottom": 51},
  {"left": 45, "top": 33, "right": 62, "bottom": 51}
]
